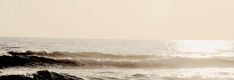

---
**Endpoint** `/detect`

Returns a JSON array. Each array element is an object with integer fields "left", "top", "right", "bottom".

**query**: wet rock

[
  {"left": 0, "top": 70, "right": 84, "bottom": 80},
  {"left": 32, "top": 70, "right": 84, "bottom": 80}
]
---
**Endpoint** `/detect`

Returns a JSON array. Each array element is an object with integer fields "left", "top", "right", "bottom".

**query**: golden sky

[{"left": 0, "top": 0, "right": 234, "bottom": 39}]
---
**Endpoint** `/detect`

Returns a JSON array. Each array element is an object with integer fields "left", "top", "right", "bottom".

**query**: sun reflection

[{"left": 177, "top": 40, "right": 232, "bottom": 53}]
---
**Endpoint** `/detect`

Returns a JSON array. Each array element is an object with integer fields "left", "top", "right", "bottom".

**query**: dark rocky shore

[
  {"left": 0, "top": 51, "right": 85, "bottom": 80},
  {"left": 0, "top": 51, "right": 84, "bottom": 69},
  {"left": 0, "top": 70, "right": 84, "bottom": 80}
]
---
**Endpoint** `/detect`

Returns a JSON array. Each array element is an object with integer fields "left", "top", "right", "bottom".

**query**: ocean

[{"left": 1, "top": 37, "right": 234, "bottom": 80}]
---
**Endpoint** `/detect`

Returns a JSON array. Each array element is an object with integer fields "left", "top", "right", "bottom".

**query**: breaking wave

[
  {"left": 0, "top": 51, "right": 83, "bottom": 69},
  {"left": 2, "top": 50, "right": 234, "bottom": 68}
]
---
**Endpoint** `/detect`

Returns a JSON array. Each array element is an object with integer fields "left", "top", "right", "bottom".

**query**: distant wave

[{"left": 2, "top": 50, "right": 234, "bottom": 68}]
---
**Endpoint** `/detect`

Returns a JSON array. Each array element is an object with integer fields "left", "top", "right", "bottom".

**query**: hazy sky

[{"left": 0, "top": 0, "right": 234, "bottom": 39}]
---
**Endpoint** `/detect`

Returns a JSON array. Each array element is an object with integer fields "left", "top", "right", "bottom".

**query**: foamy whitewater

[{"left": 1, "top": 37, "right": 234, "bottom": 80}]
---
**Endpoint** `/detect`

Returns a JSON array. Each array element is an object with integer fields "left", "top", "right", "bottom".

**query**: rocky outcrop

[
  {"left": 0, "top": 70, "right": 84, "bottom": 80},
  {"left": 32, "top": 70, "right": 84, "bottom": 80}
]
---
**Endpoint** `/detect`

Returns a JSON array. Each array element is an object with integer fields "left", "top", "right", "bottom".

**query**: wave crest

[
  {"left": 0, "top": 51, "right": 83, "bottom": 69},
  {"left": 3, "top": 50, "right": 234, "bottom": 68}
]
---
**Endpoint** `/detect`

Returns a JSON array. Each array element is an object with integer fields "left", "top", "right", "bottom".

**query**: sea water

[{"left": 1, "top": 37, "right": 234, "bottom": 80}]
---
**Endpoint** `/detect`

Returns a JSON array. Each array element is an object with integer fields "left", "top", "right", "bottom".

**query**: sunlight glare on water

[{"left": 176, "top": 40, "right": 232, "bottom": 53}]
